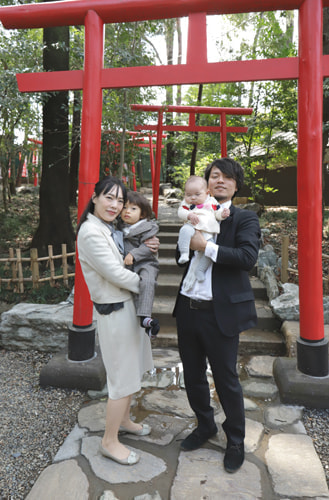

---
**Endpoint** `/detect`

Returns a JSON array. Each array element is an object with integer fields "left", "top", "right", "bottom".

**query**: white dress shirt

[{"left": 180, "top": 200, "right": 231, "bottom": 301}]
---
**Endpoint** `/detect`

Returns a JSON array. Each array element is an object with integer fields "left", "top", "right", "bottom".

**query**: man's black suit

[{"left": 173, "top": 204, "right": 261, "bottom": 445}]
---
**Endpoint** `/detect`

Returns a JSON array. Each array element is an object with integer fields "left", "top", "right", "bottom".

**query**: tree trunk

[
  {"left": 15, "top": 150, "right": 24, "bottom": 188},
  {"left": 190, "top": 84, "right": 203, "bottom": 175},
  {"left": 248, "top": 13, "right": 263, "bottom": 109},
  {"left": 31, "top": 21, "right": 75, "bottom": 255},
  {"left": 176, "top": 18, "right": 182, "bottom": 107},
  {"left": 1, "top": 166, "right": 8, "bottom": 212},
  {"left": 119, "top": 90, "right": 127, "bottom": 180},
  {"left": 165, "top": 19, "right": 176, "bottom": 184}
]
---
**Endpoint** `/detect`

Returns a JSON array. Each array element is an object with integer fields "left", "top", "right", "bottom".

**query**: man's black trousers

[{"left": 175, "top": 294, "right": 245, "bottom": 445}]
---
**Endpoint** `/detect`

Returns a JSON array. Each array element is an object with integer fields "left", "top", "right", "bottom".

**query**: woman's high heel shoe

[
  {"left": 99, "top": 444, "right": 140, "bottom": 465},
  {"left": 119, "top": 423, "right": 151, "bottom": 436}
]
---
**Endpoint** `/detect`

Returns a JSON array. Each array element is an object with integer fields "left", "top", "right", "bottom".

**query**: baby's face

[{"left": 184, "top": 182, "right": 208, "bottom": 205}]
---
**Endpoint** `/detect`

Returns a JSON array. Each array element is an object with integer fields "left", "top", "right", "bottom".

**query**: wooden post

[
  {"left": 48, "top": 245, "right": 55, "bottom": 287},
  {"left": 281, "top": 235, "right": 289, "bottom": 283},
  {"left": 30, "top": 247, "right": 39, "bottom": 289},
  {"left": 9, "top": 248, "right": 16, "bottom": 288},
  {"left": 16, "top": 248, "right": 24, "bottom": 293},
  {"left": 62, "top": 244, "right": 68, "bottom": 286}
]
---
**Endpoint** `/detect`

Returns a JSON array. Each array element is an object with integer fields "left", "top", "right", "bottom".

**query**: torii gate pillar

[
  {"left": 295, "top": 0, "right": 328, "bottom": 376},
  {"left": 273, "top": 0, "right": 329, "bottom": 408},
  {"left": 67, "top": 10, "right": 104, "bottom": 364}
]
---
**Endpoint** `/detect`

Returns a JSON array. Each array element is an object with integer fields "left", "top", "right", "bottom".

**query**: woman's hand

[
  {"left": 144, "top": 235, "right": 160, "bottom": 253},
  {"left": 190, "top": 230, "right": 207, "bottom": 252}
]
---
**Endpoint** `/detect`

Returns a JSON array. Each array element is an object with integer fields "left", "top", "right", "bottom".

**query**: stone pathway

[{"left": 26, "top": 348, "right": 329, "bottom": 500}]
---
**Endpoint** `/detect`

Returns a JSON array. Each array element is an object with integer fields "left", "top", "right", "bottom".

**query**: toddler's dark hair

[{"left": 126, "top": 191, "right": 153, "bottom": 220}]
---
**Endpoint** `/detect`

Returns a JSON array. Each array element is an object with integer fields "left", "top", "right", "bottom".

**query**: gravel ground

[
  {"left": 303, "top": 408, "right": 329, "bottom": 485},
  {"left": 0, "top": 349, "right": 87, "bottom": 500}
]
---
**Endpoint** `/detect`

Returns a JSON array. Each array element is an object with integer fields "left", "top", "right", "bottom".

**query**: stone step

[
  {"left": 159, "top": 223, "right": 180, "bottom": 233},
  {"left": 239, "top": 328, "right": 285, "bottom": 356},
  {"left": 255, "top": 299, "right": 281, "bottom": 331},
  {"left": 155, "top": 222, "right": 283, "bottom": 354},
  {"left": 250, "top": 277, "right": 269, "bottom": 300},
  {"left": 158, "top": 242, "right": 176, "bottom": 258},
  {"left": 158, "top": 257, "right": 182, "bottom": 275},
  {"left": 156, "top": 273, "right": 268, "bottom": 301},
  {"left": 158, "top": 231, "right": 179, "bottom": 245},
  {"left": 156, "top": 273, "right": 182, "bottom": 296},
  {"left": 152, "top": 326, "right": 285, "bottom": 356},
  {"left": 152, "top": 296, "right": 280, "bottom": 331}
]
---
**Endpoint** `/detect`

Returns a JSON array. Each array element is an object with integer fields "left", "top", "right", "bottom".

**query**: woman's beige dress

[{"left": 77, "top": 213, "right": 153, "bottom": 400}]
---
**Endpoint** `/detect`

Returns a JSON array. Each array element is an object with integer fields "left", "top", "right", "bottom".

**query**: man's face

[{"left": 207, "top": 167, "right": 237, "bottom": 203}]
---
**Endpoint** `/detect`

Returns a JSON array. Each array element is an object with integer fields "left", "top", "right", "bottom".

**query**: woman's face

[{"left": 92, "top": 186, "right": 124, "bottom": 224}]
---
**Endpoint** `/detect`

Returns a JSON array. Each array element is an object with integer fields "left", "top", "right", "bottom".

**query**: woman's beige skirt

[{"left": 95, "top": 297, "right": 154, "bottom": 400}]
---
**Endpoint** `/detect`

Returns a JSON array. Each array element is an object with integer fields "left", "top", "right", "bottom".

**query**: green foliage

[
  {"left": 259, "top": 207, "right": 297, "bottom": 226},
  {"left": 0, "top": 191, "right": 39, "bottom": 254},
  {"left": 100, "top": 21, "right": 162, "bottom": 176},
  {"left": 171, "top": 154, "right": 216, "bottom": 190},
  {"left": 176, "top": 11, "right": 298, "bottom": 203},
  {"left": 0, "top": 280, "right": 73, "bottom": 305},
  {"left": 0, "top": 24, "right": 43, "bottom": 208}
]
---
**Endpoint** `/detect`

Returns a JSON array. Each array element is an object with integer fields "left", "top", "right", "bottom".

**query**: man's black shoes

[
  {"left": 180, "top": 427, "right": 218, "bottom": 451},
  {"left": 181, "top": 430, "right": 244, "bottom": 473},
  {"left": 224, "top": 442, "right": 244, "bottom": 473}
]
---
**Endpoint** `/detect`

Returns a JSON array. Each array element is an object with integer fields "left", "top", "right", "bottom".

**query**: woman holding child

[{"left": 77, "top": 176, "right": 158, "bottom": 466}]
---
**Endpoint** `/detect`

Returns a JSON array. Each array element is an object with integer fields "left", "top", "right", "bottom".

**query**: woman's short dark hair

[
  {"left": 204, "top": 158, "right": 244, "bottom": 194},
  {"left": 77, "top": 176, "right": 127, "bottom": 232},
  {"left": 126, "top": 191, "right": 153, "bottom": 220}
]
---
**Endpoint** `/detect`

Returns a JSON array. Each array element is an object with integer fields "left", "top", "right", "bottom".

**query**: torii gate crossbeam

[{"left": 0, "top": 0, "right": 327, "bottom": 380}]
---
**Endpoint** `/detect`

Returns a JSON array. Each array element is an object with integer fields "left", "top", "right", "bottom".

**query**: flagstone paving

[{"left": 26, "top": 347, "right": 329, "bottom": 500}]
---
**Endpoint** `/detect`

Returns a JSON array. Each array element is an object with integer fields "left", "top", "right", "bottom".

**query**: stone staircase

[{"left": 153, "top": 223, "right": 285, "bottom": 356}]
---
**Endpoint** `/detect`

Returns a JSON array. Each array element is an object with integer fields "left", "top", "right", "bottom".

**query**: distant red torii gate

[
  {"left": 102, "top": 130, "right": 166, "bottom": 191},
  {"left": 0, "top": 0, "right": 328, "bottom": 378},
  {"left": 131, "top": 104, "right": 253, "bottom": 216}
]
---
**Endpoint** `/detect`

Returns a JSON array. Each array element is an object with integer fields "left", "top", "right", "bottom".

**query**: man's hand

[
  {"left": 124, "top": 253, "right": 134, "bottom": 266},
  {"left": 190, "top": 230, "right": 207, "bottom": 252},
  {"left": 144, "top": 235, "right": 160, "bottom": 253}
]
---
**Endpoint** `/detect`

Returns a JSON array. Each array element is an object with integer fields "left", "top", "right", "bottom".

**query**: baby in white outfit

[{"left": 177, "top": 175, "right": 230, "bottom": 283}]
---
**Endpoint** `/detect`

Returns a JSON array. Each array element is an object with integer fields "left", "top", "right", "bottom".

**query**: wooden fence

[
  {"left": 281, "top": 235, "right": 329, "bottom": 292},
  {"left": 0, "top": 244, "right": 75, "bottom": 292},
  {"left": 2, "top": 237, "right": 329, "bottom": 294}
]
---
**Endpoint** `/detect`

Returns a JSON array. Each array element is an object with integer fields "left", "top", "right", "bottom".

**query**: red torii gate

[
  {"left": 0, "top": 0, "right": 328, "bottom": 382},
  {"left": 131, "top": 104, "right": 253, "bottom": 216},
  {"left": 102, "top": 130, "right": 166, "bottom": 191}
]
